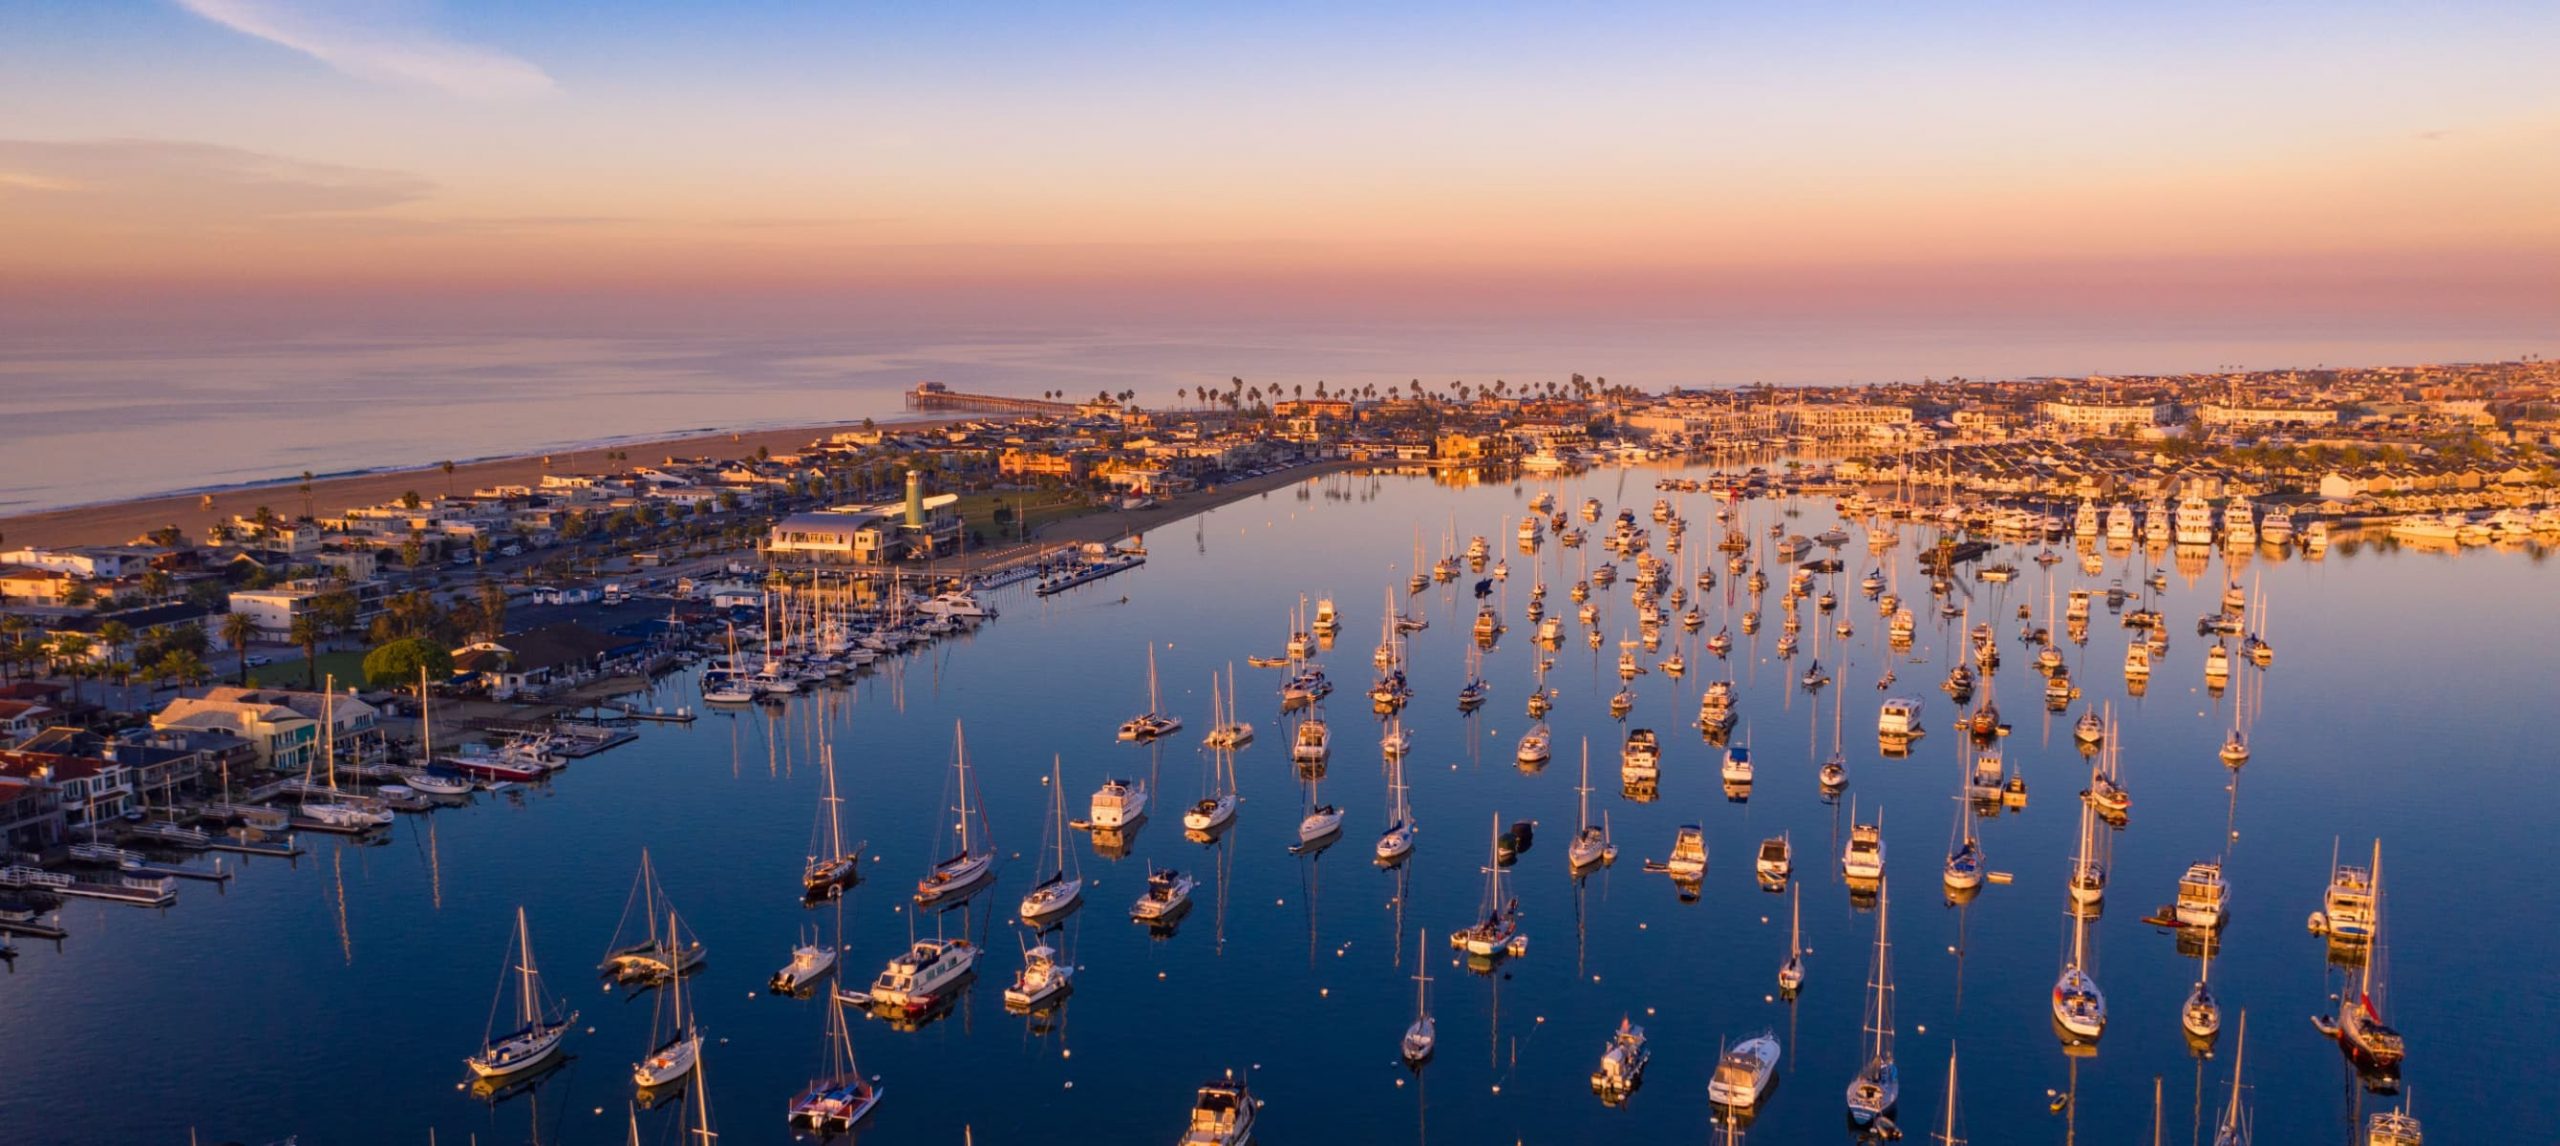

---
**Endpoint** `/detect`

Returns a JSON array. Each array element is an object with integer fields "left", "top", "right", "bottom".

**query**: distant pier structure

[{"left": 906, "top": 381, "right": 1079, "bottom": 417}]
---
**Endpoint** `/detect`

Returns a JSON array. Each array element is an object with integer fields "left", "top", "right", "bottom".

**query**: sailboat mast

[{"left": 516, "top": 906, "right": 538, "bottom": 1027}]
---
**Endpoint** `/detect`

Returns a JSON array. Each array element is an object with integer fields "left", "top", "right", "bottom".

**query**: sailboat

[
  {"left": 1944, "top": 748, "right": 1984, "bottom": 892},
  {"left": 1203, "top": 664, "right": 1255, "bottom": 748},
  {"left": 633, "top": 911, "right": 704, "bottom": 1088},
  {"left": 1777, "top": 881, "right": 1806, "bottom": 992},
  {"left": 1449, "top": 813, "right": 1526, "bottom": 960},
  {"left": 1846, "top": 877, "right": 1900, "bottom": 1126},
  {"left": 1184, "top": 736, "right": 1240, "bottom": 832},
  {"left": 2317, "top": 840, "right": 2406, "bottom": 1071},
  {"left": 466, "top": 906, "right": 576, "bottom": 1078},
  {"left": 2183, "top": 946, "right": 2222, "bottom": 1039},
  {"left": 1566, "top": 741, "right": 1616, "bottom": 870},
  {"left": 2067, "top": 797, "right": 2108, "bottom": 907},
  {"left": 301, "top": 677, "right": 391, "bottom": 830},
  {"left": 803, "top": 745, "right": 861, "bottom": 897},
  {"left": 1118, "top": 643, "right": 1183, "bottom": 740},
  {"left": 1375, "top": 748, "right": 1416, "bottom": 861},
  {"left": 601, "top": 849, "right": 705, "bottom": 983},
  {"left": 2213, "top": 1012, "right": 2251, "bottom": 1146},
  {"left": 2052, "top": 890, "right": 2109, "bottom": 1041},
  {"left": 402, "top": 665, "right": 472, "bottom": 796},
  {"left": 1933, "top": 1044, "right": 1964, "bottom": 1146},
  {"left": 1401, "top": 929, "right": 1436, "bottom": 1064},
  {"left": 1020, "top": 756, "right": 1083, "bottom": 920},
  {"left": 787, "top": 992, "right": 882, "bottom": 1131},
  {"left": 1297, "top": 775, "right": 1344, "bottom": 844},
  {"left": 916, "top": 721, "right": 994, "bottom": 904}
]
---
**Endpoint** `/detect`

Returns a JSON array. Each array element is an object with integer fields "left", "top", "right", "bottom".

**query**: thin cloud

[{"left": 175, "top": 0, "right": 554, "bottom": 99}]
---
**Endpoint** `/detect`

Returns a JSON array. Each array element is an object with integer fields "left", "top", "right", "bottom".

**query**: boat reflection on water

[{"left": 466, "top": 1051, "right": 568, "bottom": 1105}]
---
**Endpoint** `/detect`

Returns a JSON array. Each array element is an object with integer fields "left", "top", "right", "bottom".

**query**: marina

[{"left": 0, "top": 462, "right": 2550, "bottom": 1144}]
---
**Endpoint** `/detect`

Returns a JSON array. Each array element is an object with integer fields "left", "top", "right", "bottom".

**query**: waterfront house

[
  {"left": 0, "top": 749, "right": 130, "bottom": 828},
  {"left": 0, "top": 775, "right": 66, "bottom": 852},
  {"left": 150, "top": 694, "right": 318, "bottom": 774},
  {"left": 0, "top": 700, "right": 57, "bottom": 748}
]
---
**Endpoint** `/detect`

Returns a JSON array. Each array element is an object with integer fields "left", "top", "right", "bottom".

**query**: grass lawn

[
  {"left": 247, "top": 649, "right": 372, "bottom": 690},
  {"left": 952, "top": 490, "right": 1104, "bottom": 540}
]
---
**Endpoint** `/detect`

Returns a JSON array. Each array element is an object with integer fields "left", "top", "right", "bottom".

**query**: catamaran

[
  {"left": 1118, "top": 643, "right": 1183, "bottom": 741},
  {"left": 1203, "top": 664, "right": 1255, "bottom": 748},
  {"left": 916, "top": 722, "right": 994, "bottom": 904},
  {"left": 787, "top": 992, "right": 881, "bottom": 1131},
  {"left": 601, "top": 850, "right": 705, "bottom": 984},
  {"left": 467, "top": 907, "right": 576, "bottom": 1079},
  {"left": 1846, "top": 877, "right": 1900, "bottom": 1126},
  {"left": 1021, "top": 756, "right": 1084, "bottom": 920}
]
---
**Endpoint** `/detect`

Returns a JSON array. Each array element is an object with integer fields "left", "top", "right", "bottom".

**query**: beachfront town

[{"left": 0, "top": 359, "right": 2556, "bottom": 926}]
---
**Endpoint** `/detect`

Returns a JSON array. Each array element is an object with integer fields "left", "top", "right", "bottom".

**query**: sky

[{"left": 1, "top": 1, "right": 2555, "bottom": 366}]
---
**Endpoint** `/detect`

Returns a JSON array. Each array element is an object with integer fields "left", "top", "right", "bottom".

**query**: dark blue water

[{"left": 3, "top": 468, "right": 2550, "bottom": 1145}]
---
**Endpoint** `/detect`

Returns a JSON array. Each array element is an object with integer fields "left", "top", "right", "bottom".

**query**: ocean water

[{"left": 0, "top": 467, "right": 2550, "bottom": 1145}]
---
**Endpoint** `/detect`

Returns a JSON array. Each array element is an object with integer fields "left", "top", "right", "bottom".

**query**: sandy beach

[{"left": 0, "top": 420, "right": 897, "bottom": 551}]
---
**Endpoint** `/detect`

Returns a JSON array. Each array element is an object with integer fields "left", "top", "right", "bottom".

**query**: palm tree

[
  {"left": 441, "top": 460, "right": 457, "bottom": 497},
  {"left": 97, "top": 621, "right": 132, "bottom": 683},
  {"left": 48, "top": 633, "right": 93, "bottom": 703},
  {"left": 290, "top": 614, "right": 324, "bottom": 690}
]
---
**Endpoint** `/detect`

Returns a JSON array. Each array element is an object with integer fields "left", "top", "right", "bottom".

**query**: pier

[
  {"left": 0, "top": 865, "right": 177, "bottom": 908},
  {"left": 1036, "top": 553, "right": 1146, "bottom": 596},
  {"left": 905, "top": 383, "right": 1079, "bottom": 417}
]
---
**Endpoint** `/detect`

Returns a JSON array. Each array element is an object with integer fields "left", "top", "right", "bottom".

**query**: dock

[
  {"left": 0, "top": 910, "right": 66, "bottom": 940},
  {"left": 1036, "top": 554, "right": 1146, "bottom": 596},
  {"left": 0, "top": 865, "right": 177, "bottom": 908},
  {"left": 129, "top": 860, "right": 232, "bottom": 884},
  {"left": 205, "top": 836, "right": 304, "bottom": 859}
]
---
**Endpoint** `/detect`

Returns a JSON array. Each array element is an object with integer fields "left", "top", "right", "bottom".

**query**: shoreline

[
  {"left": 948, "top": 457, "right": 1360, "bottom": 573},
  {"left": 0, "top": 415, "right": 957, "bottom": 551}
]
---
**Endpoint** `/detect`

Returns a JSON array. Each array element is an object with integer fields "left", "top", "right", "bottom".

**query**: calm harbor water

[{"left": 3, "top": 467, "right": 2553, "bottom": 1145}]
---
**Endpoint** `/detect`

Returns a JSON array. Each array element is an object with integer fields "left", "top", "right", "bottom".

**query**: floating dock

[{"left": 1036, "top": 555, "right": 1146, "bottom": 596}]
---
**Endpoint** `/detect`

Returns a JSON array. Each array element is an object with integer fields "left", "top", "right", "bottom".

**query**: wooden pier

[{"left": 904, "top": 383, "right": 1079, "bottom": 417}]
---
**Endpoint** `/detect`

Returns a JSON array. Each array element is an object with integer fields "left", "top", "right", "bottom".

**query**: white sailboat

[
  {"left": 1778, "top": 881, "right": 1806, "bottom": 992},
  {"left": 1846, "top": 877, "right": 1900, "bottom": 1126},
  {"left": 916, "top": 721, "right": 993, "bottom": 904},
  {"left": 1401, "top": 929, "right": 1436, "bottom": 1064},
  {"left": 466, "top": 906, "right": 576, "bottom": 1078},
  {"left": 1020, "top": 756, "right": 1083, "bottom": 920},
  {"left": 601, "top": 850, "right": 705, "bottom": 983},
  {"left": 633, "top": 911, "right": 703, "bottom": 1088},
  {"left": 1184, "top": 736, "right": 1240, "bottom": 832},
  {"left": 2052, "top": 893, "right": 2109, "bottom": 1041},
  {"left": 1297, "top": 775, "right": 1344, "bottom": 844},
  {"left": 1566, "top": 741, "right": 1616, "bottom": 870},
  {"left": 2213, "top": 1012, "right": 2250, "bottom": 1146},
  {"left": 2183, "top": 946, "right": 2222, "bottom": 1039},
  {"left": 1375, "top": 748, "right": 1416, "bottom": 861}
]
